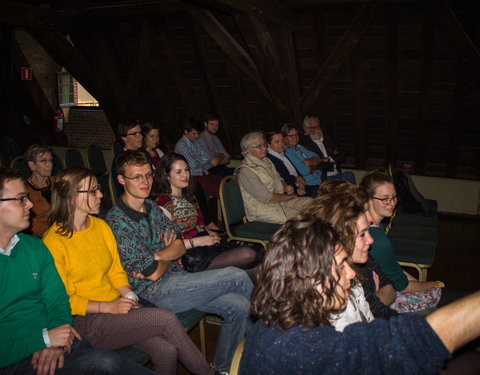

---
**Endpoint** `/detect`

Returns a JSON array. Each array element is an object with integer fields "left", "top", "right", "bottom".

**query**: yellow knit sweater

[{"left": 43, "top": 216, "right": 130, "bottom": 315}]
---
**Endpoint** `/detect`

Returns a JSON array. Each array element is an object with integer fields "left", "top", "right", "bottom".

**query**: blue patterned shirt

[{"left": 175, "top": 135, "right": 211, "bottom": 176}]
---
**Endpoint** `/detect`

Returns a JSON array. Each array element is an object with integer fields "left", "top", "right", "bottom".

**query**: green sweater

[{"left": 0, "top": 233, "right": 72, "bottom": 368}]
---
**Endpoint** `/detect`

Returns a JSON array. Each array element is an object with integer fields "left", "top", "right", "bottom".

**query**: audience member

[
  {"left": 198, "top": 112, "right": 235, "bottom": 177},
  {"left": 241, "top": 213, "right": 480, "bottom": 375},
  {"left": 0, "top": 167, "right": 153, "bottom": 375},
  {"left": 142, "top": 122, "right": 165, "bottom": 169},
  {"left": 25, "top": 144, "right": 55, "bottom": 237},
  {"left": 43, "top": 167, "right": 218, "bottom": 375},
  {"left": 105, "top": 150, "right": 252, "bottom": 373},
  {"left": 236, "top": 131, "right": 312, "bottom": 224},
  {"left": 300, "top": 115, "right": 355, "bottom": 183},
  {"left": 282, "top": 123, "right": 321, "bottom": 197},
  {"left": 266, "top": 131, "right": 306, "bottom": 196},
  {"left": 175, "top": 118, "right": 222, "bottom": 197},
  {"left": 152, "top": 153, "right": 260, "bottom": 281}
]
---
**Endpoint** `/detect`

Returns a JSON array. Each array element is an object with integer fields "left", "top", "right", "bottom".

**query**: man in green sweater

[{"left": 0, "top": 167, "right": 154, "bottom": 375}]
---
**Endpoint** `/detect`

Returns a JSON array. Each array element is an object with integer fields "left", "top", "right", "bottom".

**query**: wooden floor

[{"left": 175, "top": 213, "right": 480, "bottom": 374}]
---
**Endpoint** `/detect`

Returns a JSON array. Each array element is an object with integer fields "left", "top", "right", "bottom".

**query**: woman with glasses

[
  {"left": 236, "top": 131, "right": 312, "bottom": 224},
  {"left": 25, "top": 144, "right": 56, "bottom": 237},
  {"left": 360, "top": 171, "right": 446, "bottom": 312},
  {"left": 151, "top": 153, "right": 260, "bottom": 280},
  {"left": 43, "top": 167, "right": 220, "bottom": 375}
]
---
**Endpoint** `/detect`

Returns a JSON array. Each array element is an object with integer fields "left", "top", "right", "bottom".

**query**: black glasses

[
  {"left": 77, "top": 185, "right": 102, "bottom": 194},
  {"left": 126, "top": 131, "right": 142, "bottom": 137},
  {"left": 122, "top": 172, "right": 155, "bottom": 182},
  {"left": 372, "top": 196, "right": 398, "bottom": 205},
  {"left": 0, "top": 194, "right": 30, "bottom": 205}
]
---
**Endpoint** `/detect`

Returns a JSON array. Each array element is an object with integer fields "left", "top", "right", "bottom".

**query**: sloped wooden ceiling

[{"left": 1, "top": 0, "right": 480, "bottom": 179}]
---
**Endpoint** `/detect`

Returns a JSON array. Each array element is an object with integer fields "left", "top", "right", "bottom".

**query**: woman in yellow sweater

[{"left": 43, "top": 167, "right": 218, "bottom": 375}]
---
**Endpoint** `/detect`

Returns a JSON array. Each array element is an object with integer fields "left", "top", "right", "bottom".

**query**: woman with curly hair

[{"left": 241, "top": 213, "right": 476, "bottom": 375}]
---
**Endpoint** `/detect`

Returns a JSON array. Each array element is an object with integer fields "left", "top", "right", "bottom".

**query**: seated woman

[
  {"left": 25, "top": 144, "right": 56, "bottom": 237},
  {"left": 266, "top": 131, "right": 306, "bottom": 196},
  {"left": 236, "top": 131, "right": 312, "bottom": 224},
  {"left": 241, "top": 214, "right": 475, "bottom": 374},
  {"left": 360, "top": 171, "right": 448, "bottom": 312},
  {"left": 43, "top": 167, "right": 219, "bottom": 375},
  {"left": 312, "top": 180, "right": 398, "bottom": 320},
  {"left": 152, "top": 153, "right": 260, "bottom": 280},
  {"left": 142, "top": 122, "right": 165, "bottom": 169}
]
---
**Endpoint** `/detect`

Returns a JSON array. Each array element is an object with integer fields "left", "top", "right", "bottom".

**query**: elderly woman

[
  {"left": 266, "top": 131, "right": 306, "bottom": 196},
  {"left": 25, "top": 144, "right": 56, "bottom": 237},
  {"left": 236, "top": 131, "right": 312, "bottom": 224}
]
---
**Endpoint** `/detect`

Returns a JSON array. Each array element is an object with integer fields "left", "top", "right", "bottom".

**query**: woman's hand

[
  {"left": 193, "top": 234, "right": 221, "bottom": 247},
  {"left": 103, "top": 297, "right": 137, "bottom": 314},
  {"left": 284, "top": 185, "right": 295, "bottom": 195}
]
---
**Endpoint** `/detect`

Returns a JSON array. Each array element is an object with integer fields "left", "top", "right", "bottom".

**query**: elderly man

[
  {"left": 300, "top": 115, "right": 355, "bottom": 184},
  {"left": 0, "top": 167, "right": 153, "bottom": 375}
]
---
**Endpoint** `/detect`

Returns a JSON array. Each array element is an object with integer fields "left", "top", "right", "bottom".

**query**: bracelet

[
  {"left": 436, "top": 281, "right": 445, "bottom": 288},
  {"left": 98, "top": 301, "right": 101, "bottom": 313},
  {"left": 189, "top": 238, "right": 194, "bottom": 248}
]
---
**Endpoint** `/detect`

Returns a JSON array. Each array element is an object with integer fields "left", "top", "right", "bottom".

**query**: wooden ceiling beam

[
  {"left": 189, "top": 8, "right": 272, "bottom": 102},
  {"left": 297, "top": 3, "right": 380, "bottom": 115}
]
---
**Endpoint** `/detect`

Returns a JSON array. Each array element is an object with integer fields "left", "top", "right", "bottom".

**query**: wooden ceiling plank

[
  {"left": 351, "top": 47, "right": 366, "bottom": 170},
  {"left": 297, "top": 3, "right": 380, "bottom": 115},
  {"left": 121, "top": 17, "right": 156, "bottom": 112},
  {"left": 189, "top": 8, "right": 272, "bottom": 102}
]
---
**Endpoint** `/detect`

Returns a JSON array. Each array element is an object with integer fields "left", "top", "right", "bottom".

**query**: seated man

[
  {"left": 106, "top": 151, "right": 252, "bottom": 373},
  {"left": 198, "top": 112, "right": 235, "bottom": 177},
  {"left": 174, "top": 118, "right": 223, "bottom": 197},
  {"left": 300, "top": 115, "right": 356, "bottom": 184},
  {"left": 0, "top": 167, "right": 152, "bottom": 375}
]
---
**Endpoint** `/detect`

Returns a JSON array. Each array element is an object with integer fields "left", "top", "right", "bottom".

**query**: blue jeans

[
  {"left": 327, "top": 171, "right": 356, "bottom": 184},
  {"left": 139, "top": 266, "right": 253, "bottom": 372},
  {"left": 0, "top": 340, "right": 154, "bottom": 375}
]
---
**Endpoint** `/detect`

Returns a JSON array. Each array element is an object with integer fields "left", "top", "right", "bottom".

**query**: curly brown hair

[
  {"left": 251, "top": 214, "right": 344, "bottom": 330},
  {"left": 309, "top": 181, "right": 368, "bottom": 254}
]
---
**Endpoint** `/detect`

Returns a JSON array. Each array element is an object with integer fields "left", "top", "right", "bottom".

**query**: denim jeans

[
  {"left": 139, "top": 266, "right": 253, "bottom": 372},
  {"left": 0, "top": 340, "right": 154, "bottom": 375}
]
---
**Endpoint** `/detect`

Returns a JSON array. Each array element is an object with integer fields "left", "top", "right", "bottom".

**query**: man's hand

[
  {"left": 31, "top": 348, "right": 64, "bottom": 375},
  {"left": 47, "top": 325, "right": 81, "bottom": 352},
  {"left": 161, "top": 229, "right": 176, "bottom": 248}
]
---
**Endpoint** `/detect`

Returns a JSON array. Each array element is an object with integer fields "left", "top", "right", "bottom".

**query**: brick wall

[{"left": 65, "top": 108, "right": 115, "bottom": 149}]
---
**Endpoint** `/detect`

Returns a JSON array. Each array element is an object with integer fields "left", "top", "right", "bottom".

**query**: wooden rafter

[{"left": 297, "top": 3, "right": 380, "bottom": 116}]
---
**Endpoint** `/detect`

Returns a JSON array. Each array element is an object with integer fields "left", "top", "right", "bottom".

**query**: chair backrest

[
  {"left": 112, "top": 140, "right": 123, "bottom": 158},
  {"left": 87, "top": 145, "right": 107, "bottom": 176},
  {"left": 229, "top": 338, "right": 245, "bottom": 375},
  {"left": 64, "top": 149, "right": 85, "bottom": 168},
  {"left": 52, "top": 153, "right": 63, "bottom": 176},
  {"left": 220, "top": 176, "right": 246, "bottom": 226},
  {"left": 9, "top": 156, "right": 31, "bottom": 178}
]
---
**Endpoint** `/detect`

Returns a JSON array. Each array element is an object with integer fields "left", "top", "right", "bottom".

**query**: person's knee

[
  {"left": 78, "top": 349, "right": 129, "bottom": 374},
  {"left": 218, "top": 293, "right": 250, "bottom": 321}
]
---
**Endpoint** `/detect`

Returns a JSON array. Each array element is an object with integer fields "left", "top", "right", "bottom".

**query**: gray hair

[
  {"left": 302, "top": 115, "right": 320, "bottom": 130},
  {"left": 280, "top": 123, "right": 297, "bottom": 137},
  {"left": 240, "top": 131, "right": 265, "bottom": 157}
]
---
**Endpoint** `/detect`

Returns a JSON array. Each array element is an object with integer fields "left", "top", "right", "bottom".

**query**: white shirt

[
  {"left": 312, "top": 137, "right": 338, "bottom": 175},
  {"left": 268, "top": 148, "right": 298, "bottom": 177},
  {"left": 0, "top": 234, "right": 19, "bottom": 256}
]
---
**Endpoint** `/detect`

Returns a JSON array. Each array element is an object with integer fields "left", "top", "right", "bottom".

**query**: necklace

[{"left": 27, "top": 176, "right": 51, "bottom": 190}]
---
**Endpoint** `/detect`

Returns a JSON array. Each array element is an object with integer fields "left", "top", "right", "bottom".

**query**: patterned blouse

[{"left": 156, "top": 194, "right": 206, "bottom": 239}]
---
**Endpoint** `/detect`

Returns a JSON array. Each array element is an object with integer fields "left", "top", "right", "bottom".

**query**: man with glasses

[
  {"left": 300, "top": 115, "right": 355, "bottom": 184},
  {"left": 0, "top": 167, "right": 154, "bottom": 375},
  {"left": 174, "top": 118, "right": 223, "bottom": 197},
  {"left": 106, "top": 150, "right": 253, "bottom": 374}
]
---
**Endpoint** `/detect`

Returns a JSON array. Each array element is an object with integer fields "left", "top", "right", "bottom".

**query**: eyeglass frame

[
  {"left": 77, "top": 185, "right": 102, "bottom": 194},
  {"left": 126, "top": 131, "right": 142, "bottom": 137},
  {"left": 0, "top": 193, "right": 31, "bottom": 205},
  {"left": 372, "top": 196, "right": 398, "bottom": 205},
  {"left": 249, "top": 143, "right": 267, "bottom": 149},
  {"left": 122, "top": 172, "right": 155, "bottom": 182}
]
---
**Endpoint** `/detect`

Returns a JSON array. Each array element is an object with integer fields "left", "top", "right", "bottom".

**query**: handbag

[{"left": 181, "top": 232, "right": 238, "bottom": 273}]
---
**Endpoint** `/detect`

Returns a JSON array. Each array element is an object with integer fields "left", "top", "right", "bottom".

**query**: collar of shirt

[{"left": 0, "top": 234, "right": 19, "bottom": 257}]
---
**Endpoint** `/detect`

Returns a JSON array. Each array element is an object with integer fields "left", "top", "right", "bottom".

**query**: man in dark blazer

[{"left": 299, "top": 115, "right": 356, "bottom": 184}]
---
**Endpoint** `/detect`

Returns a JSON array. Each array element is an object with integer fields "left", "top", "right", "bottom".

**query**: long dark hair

[
  {"left": 251, "top": 214, "right": 344, "bottom": 330},
  {"left": 49, "top": 167, "right": 97, "bottom": 237},
  {"left": 151, "top": 153, "right": 196, "bottom": 203}
]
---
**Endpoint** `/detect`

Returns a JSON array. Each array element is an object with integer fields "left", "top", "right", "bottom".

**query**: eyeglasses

[
  {"left": 372, "top": 196, "right": 398, "bottom": 205},
  {"left": 126, "top": 131, "right": 142, "bottom": 137},
  {"left": 285, "top": 133, "right": 299, "bottom": 138},
  {"left": 249, "top": 144, "right": 267, "bottom": 149},
  {"left": 306, "top": 124, "right": 321, "bottom": 130},
  {"left": 35, "top": 158, "right": 54, "bottom": 164},
  {"left": 77, "top": 185, "right": 102, "bottom": 194},
  {"left": 122, "top": 172, "right": 155, "bottom": 182},
  {"left": 0, "top": 193, "right": 30, "bottom": 205}
]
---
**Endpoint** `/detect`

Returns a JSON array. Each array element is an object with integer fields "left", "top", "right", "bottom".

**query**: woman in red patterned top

[{"left": 151, "top": 153, "right": 260, "bottom": 281}]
